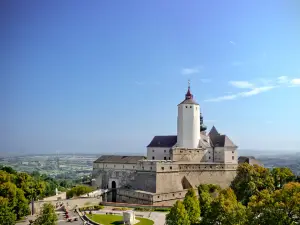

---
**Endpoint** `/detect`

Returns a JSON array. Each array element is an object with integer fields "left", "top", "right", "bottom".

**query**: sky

[{"left": 1, "top": 0, "right": 300, "bottom": 155}]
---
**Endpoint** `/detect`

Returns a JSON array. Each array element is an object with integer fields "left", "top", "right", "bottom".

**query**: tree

[
  {"left": 247, "top": 182, "right": 300, "bottom": 225},
  {"left": 271, "top": 167, "right": 295, "bottom": 189},
  {"left": 0, "top": 182, "right": 17, "bottom": 208},
  {"left": 201, "top": 188, "right": 247, "bottom": 225},
  {"left": 0, "top": 197, "right": 16, "bottom": 225},
  {"left": 33, "top": 203, "right": 58, "bottom": 225},
  {"left": 166, "top": 200, "right": 190, "bottom": 225},
  {"left": 198, "top": 184, "right": 219, "bottom": 219},
  {"left": 183, "top": 189, "right": 200, "bottom": 224},
  {"left": 14, "top": 188, "right": 30, "bottom": 220},
  {"left": 231, "top": 163, "right": 274, "bottom": 205}
]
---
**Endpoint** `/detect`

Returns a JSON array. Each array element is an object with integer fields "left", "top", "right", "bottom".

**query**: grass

[{"left": 87, "top": 214, "right": 154, "bottom": 225}]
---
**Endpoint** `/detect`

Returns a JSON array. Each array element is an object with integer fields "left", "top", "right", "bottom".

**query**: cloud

[
  {"left": 277, "top": 76, "right": 289, "bottom": 84},
  {"left": 181, "top": 66, "right": 203, "bottom": 75},
  {"left": 239, "top": 86, "right": 276, "bottom": 97},
  {"left": 291, "top": 78, "right": 300, "bottom": 85},
  {"left": 205, "top": 85, "right": 276, "bottom": 102},
  {"left": 229, "top": 41, "right": 236, "bottom": 45},
  {"left": 229, "top": 81, "right": 254, "bottom": 89},
  {"left": 205, "top": 75, "right": 300, "bottom": 103}
]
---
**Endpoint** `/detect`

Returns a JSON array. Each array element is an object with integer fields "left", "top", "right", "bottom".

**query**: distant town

[{"left": 1, "top": 151, "right": 299, "bottom": 179}]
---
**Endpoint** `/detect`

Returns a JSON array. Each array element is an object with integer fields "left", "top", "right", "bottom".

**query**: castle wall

[
  {"left": 127, "top": 171, "right": 157, "bottom": 193},
  {"left": 155, "top": 163, "right": 237, "bottom": 193},
  {"left": 172, "top": 148, "right": 207, "bottom": 162}
]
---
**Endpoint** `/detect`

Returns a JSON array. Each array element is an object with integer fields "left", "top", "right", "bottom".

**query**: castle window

[
  {"left": 169, "top": 157, "right": 171, "bottom": 160},
  {"left": 189, "top": 151, "right": 191, "bottom": 153},
  {"left": 164, "top": 150, "right": 166, "bottom": 153},
  {"left": 180, "top": 150, "right": 183, "bottom": 153},
  {"left": 133, "top": 166, "right": 135, "bottom": 169},
  {"left": 186, "top": 106, "right": 188, "bottom": 108},
  {"left": 210, "top": 166, "right": 212, "bottom": 169},
  {"left": 152, "top": 156, "right": 155, "bottom": 160},
  {"left": 232, "top": 151, "right": 234, "bottom": 153},
  {"left": 164, "top": 157, "right": 167, "bottom": 160},
  {"left": 170, "top": 166, "right": 172, "bottom": 170},
  {"left": 142, "top": 167, "right": 144, "bottom": 169},
  {"left": 114, "top": 165, "right": 116, "bottom": 168},
  {"left": 150, "top": 167, "right": 152, "bottom": 170},
  {"left": 173, "top": 194, "right": 175, "bottom": 196},
  {"left": 179, "top": 193, "right": 181, "bottom": 195},
  {"left": 190, "top": 106, "right": 192, "bottom": 108},
  {"left": 157, "top": 196, "right": 160, "bottom": 198},
  {"left": 209, "top": 157, "right": 211, "bottom": 159},
  {"left": 161, "top": 167, "right": 164, "bottom": 170},
  {"left": 232, "top": 156, "right": 235, "bottom": 160},
  {"left": 152, "top": 150, "right": 155, "bottom": 152},
  {"left": 197, "top": 151, "right": 199, "bottom": 153}
]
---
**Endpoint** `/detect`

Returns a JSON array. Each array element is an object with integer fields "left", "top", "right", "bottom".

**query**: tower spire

[{"left": 185, "top": 79, "right": 193, "bottom": 100}]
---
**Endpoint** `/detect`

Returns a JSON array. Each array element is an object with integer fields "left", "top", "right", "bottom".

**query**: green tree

[
  {"left": 183, "top": 189, "right": 200, "bottom": 224},
  {"left": 166, "top": 200, "right": 190, "bottom": 225},
  {"left": 198, "top": 185, "right": 217, "bottom": 219},
  {"left": 0, "top": 182, "right": 17, "bottom": 207},
  {"left": 14, "top": 188, "right": 30, "bottom": 220},
  {"left": 0, "top": 197, "right": 16, "bottom": 225},
  {"left": 201, "top": 188, "right": 247, "bottom": 225},
  {"left": 271, "top": 167, "right": 295, "bottom": 189},
  {"left": 247, "top": 182, "right": 300, "bottom": 225},
  {"left": 33, "top": 203, "right": 58, "bottom": 225},
  {"left": 231, "top": 163, "right": 274, "bottom": 205}
]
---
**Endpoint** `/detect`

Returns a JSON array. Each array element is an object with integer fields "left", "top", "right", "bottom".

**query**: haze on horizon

[{"left": 1, "top": 0, "right": 300, "bottom": 155}]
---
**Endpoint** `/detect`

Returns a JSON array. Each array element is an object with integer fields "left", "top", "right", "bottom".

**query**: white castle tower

[{"left": 177, "top": 80, "right": 201, "bottom": 148}]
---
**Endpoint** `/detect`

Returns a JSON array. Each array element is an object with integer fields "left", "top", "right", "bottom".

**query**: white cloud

[
  {"left": 229, "top": 81, "right": 254, "bottom": 89},
  {"left": 239, "top": 86, "right": 276, "bottom": 97},
  {"left": 230, "top": 41, "right": 236, "bottom": 45},
  {"left": 291, "top": 78, "right": 300, "bottom": 85},
  {"left": 205, "top": 85, "right": 276, "bottom": 102},
  {"left": 277, "top": 76, "right": 289, "bottom": 84},
  {"left": 181, "top": 66, "right": 203, "bottom": 75}
]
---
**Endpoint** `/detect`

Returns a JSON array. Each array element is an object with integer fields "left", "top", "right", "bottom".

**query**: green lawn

[{"left": 86, "top": 214, "right": 154, "bottom": 225}]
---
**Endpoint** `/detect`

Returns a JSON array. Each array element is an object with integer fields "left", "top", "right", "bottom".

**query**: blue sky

[{"left": 1, "top": 0, "right": 300, "bottom": 155}]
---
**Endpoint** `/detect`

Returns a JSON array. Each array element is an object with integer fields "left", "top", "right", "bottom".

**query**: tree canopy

[
  {"left": 166, "top": 200, "right": 190, "bottom": 225},
  {"left": 33, "top": 203, "right": 58, "bottom": 225}
]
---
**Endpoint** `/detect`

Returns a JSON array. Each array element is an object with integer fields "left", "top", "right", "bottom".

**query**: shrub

[
  {"left": 112, "top": 207, "right": 130, "bottom": 211},
  {"left": 154, "top": 208, "right": 170, "bottom": 212}
]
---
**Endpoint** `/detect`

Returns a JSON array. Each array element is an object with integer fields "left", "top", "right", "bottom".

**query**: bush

[
  {"left": 154, "top": 208, "right": 170, "bottom": 212},
  {"left": 66, "top": 185, "right": 94, "bottom": 199},
  {"left": 112, "top": 207, "right": 130, "bottom": 211},
  {"left": 93, "top": 205, "right": 104, "bottom": 210},
  {"left": 134, "top": 207, "right": 152, "bottom": 211}
]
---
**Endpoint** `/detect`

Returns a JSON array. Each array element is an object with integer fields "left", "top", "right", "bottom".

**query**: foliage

[
  {"left": 87, "top": 214, "right": 154, "bottom": 225},
  {"left": 271, "top": 167, "right": 295, "bottom": 189},
  {"left": 183, "top": 189, "right": 200, "bottom": 224},
  {"left": 112, "top": 207, "right": 130, "bottom": 211},
  {"left": 201, "top": 188, "right": 247, "bottom": 225},
  {"left": 134, "top": 207, "right": 170, "bottom": 212},
  {"left": 247, "top": 182, "right": 300, "bottom": 225},
  {"left": 0, "top": 197, "right": 16, "bottom": 225},
  {"left": 33, "top": 203, "right": 58, "bottom": 225},
  {"left": 166, "top": 200, "right": 190, "bottom": 225},
  {"left": 198, "top": 185, "right": 215, "bottom": 219},
  {"left": 153, "top": 208, "right": 170, "bottom": 212},
  {"left": 231, "top": 163, "right": 275, "bottom": 205},
  {"left": 66, "top": 185, "right": 94, "bottom": 198}
]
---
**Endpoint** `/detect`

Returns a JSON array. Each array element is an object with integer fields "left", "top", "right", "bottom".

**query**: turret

[{"left": 177, "top": 80, "right": 201, "bottom": 148}]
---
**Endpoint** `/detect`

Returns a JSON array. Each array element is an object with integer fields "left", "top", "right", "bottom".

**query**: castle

[{"left": 92, "top": 82, "right": 238, "bottom": 206}]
